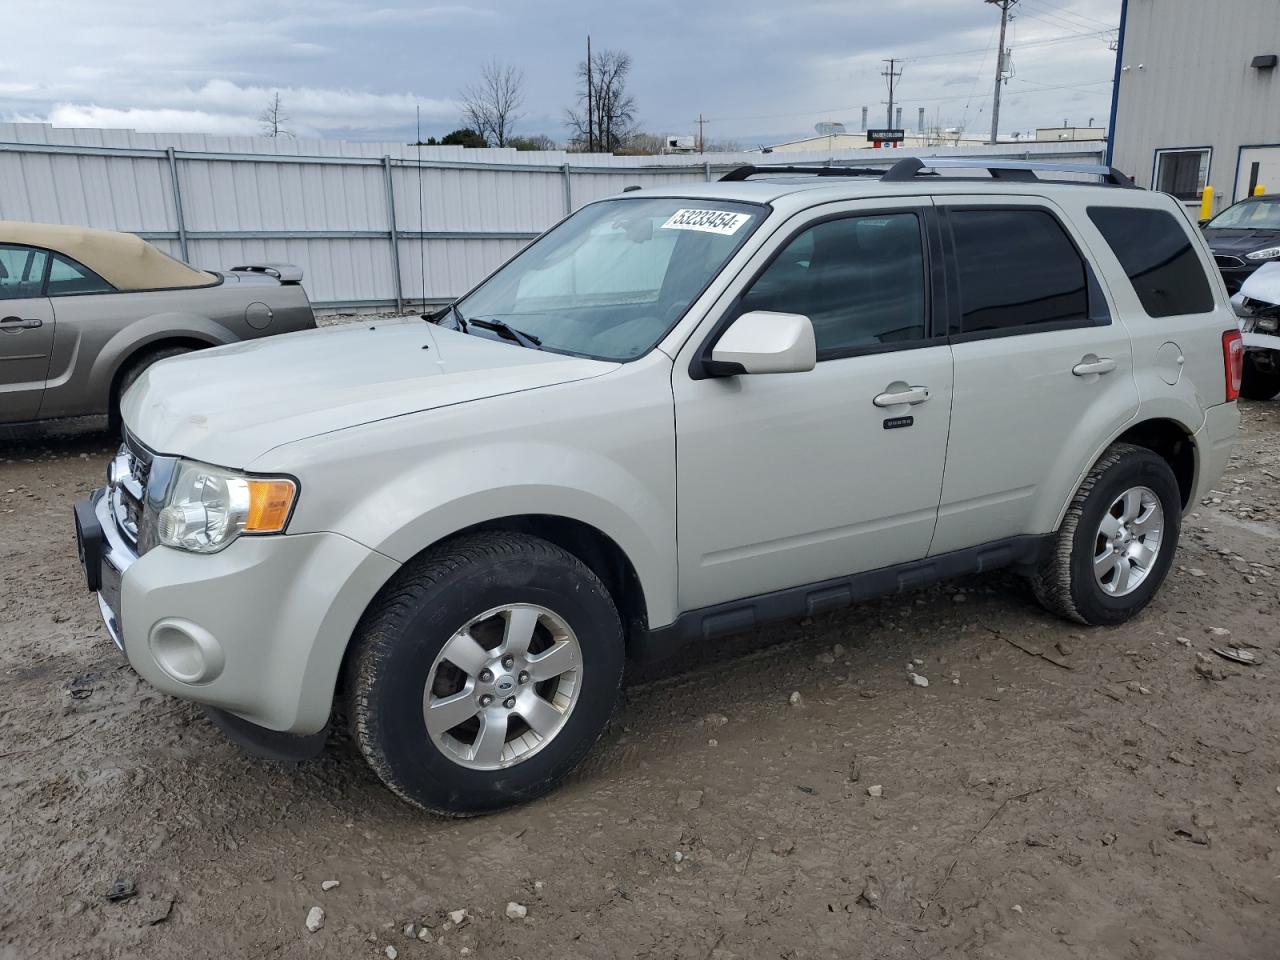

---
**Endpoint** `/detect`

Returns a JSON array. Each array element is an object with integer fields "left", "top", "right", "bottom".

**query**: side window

[
  {"left": 45, "top": 255, "right": 113, "bottom": 297},
  {"left": 949, "top": 208, "right": 1088, "bottom": 335},
  {"left": 0, "top": 245, "right": 50, "bottom": 300},
  {"left": 740, "top": 212, "right": 927, "bottom": 356},
  {"left": 1087, "top": 206, "right": 1214, "bottom": 317}
]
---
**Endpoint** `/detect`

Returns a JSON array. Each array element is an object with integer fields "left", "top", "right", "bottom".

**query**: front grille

[
  {"left": 108, "top": 429, "right": 155, "bottom": 554},
  {"left": 1215, "top": 254, "right": 1247, "bottom": 269}
]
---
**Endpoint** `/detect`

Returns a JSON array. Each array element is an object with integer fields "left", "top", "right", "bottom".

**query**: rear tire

[
  {"left": 110, "top": 345, "right": 193, "bottom": 429},
  {"left": 1240, "top": 351, "right": 1280, "bottom": 401},
  {"left": 349, "top": 532, "right": 625, "bottom": 816},
  {"left": 1030, "top": 443, "right": 1181, "bottom": 626}
]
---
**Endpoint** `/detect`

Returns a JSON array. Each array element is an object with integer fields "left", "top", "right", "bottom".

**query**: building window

[{"left": 1153, "top": 148, "right": 1210, "bottom": 202}]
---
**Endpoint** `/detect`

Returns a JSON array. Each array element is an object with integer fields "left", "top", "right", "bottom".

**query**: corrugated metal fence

[{"left": 0, "top": 123, "right": 1105, "bottom": 312}]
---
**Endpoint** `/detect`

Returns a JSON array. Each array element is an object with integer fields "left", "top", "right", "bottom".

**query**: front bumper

[{"left": 76, "top": 485, "right": 399, "bottom": 734}]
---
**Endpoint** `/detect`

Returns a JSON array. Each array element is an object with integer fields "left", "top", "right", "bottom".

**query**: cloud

[
  {"left": 7, "top": 79, "right": 459, "bottom": 139},
  {"left": 0, "top": 0, "right": 1123, "bottom": 145}
]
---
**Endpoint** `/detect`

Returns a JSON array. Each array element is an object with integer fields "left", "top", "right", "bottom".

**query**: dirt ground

[{"left": 2, "top": 403, "right": 1279, "bottom": 960}]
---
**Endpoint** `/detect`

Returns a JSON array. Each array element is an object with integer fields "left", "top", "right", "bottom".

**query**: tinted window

[
  {"left": 740, "top": 212, "right": 926, "bottom": 355},
  {"left": 46, "top": 255, "right": 113, "bottom": 296},
  {"left": 1088, "top": 206, "right": 1214, "bottom": 317},
  {"left": 0, "top": 245, "right": 49, "bottom": 300},
  {"left": 949, "top": 209, "right": 1088, "bottom": 334}
]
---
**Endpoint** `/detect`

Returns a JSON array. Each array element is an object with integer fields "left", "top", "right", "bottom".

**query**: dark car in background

[{"left": 1202, "top": 196, "right": 1280, "bottom": 294}]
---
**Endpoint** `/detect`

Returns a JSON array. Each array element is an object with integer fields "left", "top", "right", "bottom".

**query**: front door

[
  {"left": 0, "top": 245, "right": 55, "bottom": 422},
  {"left": 673, "top": 200, "right": 954, "bottom": 611}
]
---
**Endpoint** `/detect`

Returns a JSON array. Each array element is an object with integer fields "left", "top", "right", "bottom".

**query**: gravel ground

[{"left": 1, "top": 401, "right": 1278, "bottom": 960}]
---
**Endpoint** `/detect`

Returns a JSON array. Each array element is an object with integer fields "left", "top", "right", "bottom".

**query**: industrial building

[{"left": 1109, "top": 0, "right": 1280, "bottom": 214}]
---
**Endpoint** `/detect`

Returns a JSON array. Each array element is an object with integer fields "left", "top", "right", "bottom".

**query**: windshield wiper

[
  {"left": 425, "top": 302, "right": 469, "bottom": 333},
  {"left": 469, "top": 317, "right": 542, "bottom": 349}
]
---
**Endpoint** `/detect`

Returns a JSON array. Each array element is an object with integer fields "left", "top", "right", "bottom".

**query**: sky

[{"left": 0, "top": 0, "right": 1122, "bottom": 148}]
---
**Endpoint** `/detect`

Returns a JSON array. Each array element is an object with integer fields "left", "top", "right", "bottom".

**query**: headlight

[
  {"left": 156, "top": 460, "right": 297, "bottom": 553},
  {"left": 1246, "top": 246, "right": 1280, "bottom": 261}
]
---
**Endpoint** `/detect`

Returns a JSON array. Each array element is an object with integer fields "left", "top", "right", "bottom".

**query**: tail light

[{"left": 1222, "top": 329, "right": 1244, "bottom": 401}]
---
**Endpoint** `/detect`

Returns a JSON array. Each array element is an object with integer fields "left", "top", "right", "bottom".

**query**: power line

[
  {"left": 904, "top": 27, "right": 1113, "bottom": 62},
  {"left": 1021, "top": 0, "right": 1117, "bottom": 31},
  {"left": 644, "top": 28, "right": 1117, "bottom": 130},
  {"left": 1017, "top": 2, "right": 1112, "bottom": 38}
]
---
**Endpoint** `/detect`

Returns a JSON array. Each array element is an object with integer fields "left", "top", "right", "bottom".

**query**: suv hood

[{"left": 122, "top": 319, "right": 617, "bottom": 466}]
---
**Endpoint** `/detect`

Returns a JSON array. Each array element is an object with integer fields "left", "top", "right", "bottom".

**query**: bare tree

[
  {"left": 565, "top": 48, "right": 637, "bottom": 153},
  {"left": 460, "top": 60, "right": 524, "bottom": 147},
  {"left": 258, "top": 91, "right": 293, "bottom": 138}
]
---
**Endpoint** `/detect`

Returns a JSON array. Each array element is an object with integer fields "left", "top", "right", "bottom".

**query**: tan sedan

[{"left": 0, "top": 221, "right": 314, "bottom": 429}]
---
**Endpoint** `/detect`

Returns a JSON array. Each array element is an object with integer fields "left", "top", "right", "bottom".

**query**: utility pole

[
  {"left": 586, "top": 34, "right": 593, "bottom": 154},
  {"left": 986, "top": 0, "right": 1017, "bottom": 144},
  {"left": 697, "top": 114, "right": 705, "bottom": 153},
  {"left": 881, "top": 58, "right": 903, "bottom": 129}
]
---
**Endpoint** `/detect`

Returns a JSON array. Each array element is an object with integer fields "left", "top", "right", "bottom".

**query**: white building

[{"left": 1109, "top": 0, "right": 1280, "bottom": 214}]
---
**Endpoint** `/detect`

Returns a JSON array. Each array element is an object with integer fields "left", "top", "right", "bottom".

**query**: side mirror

[{"left": 705, "top": 311, "right": 816, "bottom": 376}]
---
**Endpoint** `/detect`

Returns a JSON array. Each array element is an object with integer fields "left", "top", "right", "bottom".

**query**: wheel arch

[
  {"left": 1049, "top": 413, "right": 1202, "bottom": 532},
  {"left": 89, "top": 311, "right": 237, "bottom": 412},
  {"left": 333, "top": 513, "right": 652, "bottom": 708},
  {"left": 107, "top": 335, "right": 219, "bottom": 411},
  {"left": 1111, "top": 417, "right": 1197, "bottom": 509}
]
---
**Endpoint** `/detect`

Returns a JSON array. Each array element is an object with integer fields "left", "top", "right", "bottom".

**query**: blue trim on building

[{"left": 1106, "top": 0, "right": 1129, "bottom": 168}]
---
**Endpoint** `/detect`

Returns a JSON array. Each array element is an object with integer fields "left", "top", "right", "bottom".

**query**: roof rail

[
  {"left": 719, "top": 164, "right": 887, "bottom": 182},
  {"left": 881, "top": 156, "right": 1135, "bottom": 186}
]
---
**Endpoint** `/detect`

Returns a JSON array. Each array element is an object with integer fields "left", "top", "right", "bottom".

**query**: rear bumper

[{"left": 1192, "top": 402, "right": 1239, "bottom": 505}]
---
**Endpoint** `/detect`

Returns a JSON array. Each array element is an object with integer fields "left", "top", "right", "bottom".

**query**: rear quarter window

[{"left": 1086, "top": 206, "right": 1214, "bottom": 318}]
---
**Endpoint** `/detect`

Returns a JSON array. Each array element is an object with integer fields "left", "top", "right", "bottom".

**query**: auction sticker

[{"left": 660, "top": 208, "right": 752, "bottom": 236}]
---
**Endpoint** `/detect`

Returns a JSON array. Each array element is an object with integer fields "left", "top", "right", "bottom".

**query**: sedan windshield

[
  {"left": 1207, "top": 200, "right": 1280, "bottom": 230},
  {"left": 456, "top": 197, "right": 765, "bottom": 361}
]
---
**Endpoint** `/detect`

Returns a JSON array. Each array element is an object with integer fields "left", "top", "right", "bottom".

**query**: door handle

[
  {"left": 873, "top": 385, "right": 930, "bottom": 407},
  {"left": 0, "top": 316, "right": 42, "bottom": 330},
  {"left": 1072, "top": 355, "right": 1116, "bottom": 377}
]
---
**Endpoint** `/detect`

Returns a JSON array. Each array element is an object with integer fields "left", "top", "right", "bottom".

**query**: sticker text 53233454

[{"left": 660, "top": 208, "right": 753, "bottom": 236}]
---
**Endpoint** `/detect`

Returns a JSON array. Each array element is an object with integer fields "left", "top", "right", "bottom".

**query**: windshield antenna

[{"left": 416, "top": 105, "right": 429, "bottom": 319}]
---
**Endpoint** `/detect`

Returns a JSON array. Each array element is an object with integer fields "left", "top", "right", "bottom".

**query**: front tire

[
  {"left": 1030, "top": 443, "right": 1181, "bottom": 626},
  {"left": 349, "top": 532, "right": 625, "bottom": 815},
  {"left": 1240, "top": 351, "right": 1280, "bottom": 401}
]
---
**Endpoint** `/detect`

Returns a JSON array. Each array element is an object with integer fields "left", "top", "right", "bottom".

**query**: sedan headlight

[
  {"left": 1246, "top": 246, "right": 1280, "bottom": 261},
  {"left": 157, "top": 460, "right": 297, "bottom": 553}
]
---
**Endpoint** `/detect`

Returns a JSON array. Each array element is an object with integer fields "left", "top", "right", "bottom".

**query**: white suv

[{"left": 74, "top": 158, "right": 1241, "bottom": 815}]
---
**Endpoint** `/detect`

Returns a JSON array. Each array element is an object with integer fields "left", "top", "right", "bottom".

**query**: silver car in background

[{"left": 0, "top": 221, "right": 314, "bottom": 428}]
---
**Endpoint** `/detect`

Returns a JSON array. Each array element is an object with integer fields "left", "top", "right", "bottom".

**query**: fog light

[{"left": 149, "top": 618, "right": 225, "bottom": 684}]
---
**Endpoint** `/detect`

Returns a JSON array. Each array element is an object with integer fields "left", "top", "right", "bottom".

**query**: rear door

[
  {"left": 929, "top": 198, "right": 1139, "bottom": 555},
  {"left": 0, "top": 244, "right": 55, "bottom": 422}
]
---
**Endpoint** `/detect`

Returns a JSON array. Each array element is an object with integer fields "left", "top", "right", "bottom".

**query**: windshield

[
  {"left": 456, "top": 197, "right": 765, "bottom": 361},
  {"left": 1207, "top": 200, "right": 1280, "bottom": 230}
]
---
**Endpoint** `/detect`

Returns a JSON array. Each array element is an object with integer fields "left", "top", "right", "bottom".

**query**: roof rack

[
  {"left": 719, "top": 164, "right": 887, "bottom": 181},
  {"left": 881, "top": 156, "right": 1135, "bottom": 186},
  {"left": 719, "top": 158, "right": 1135, "bottom": 188}
]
